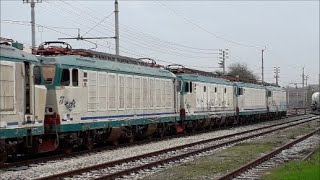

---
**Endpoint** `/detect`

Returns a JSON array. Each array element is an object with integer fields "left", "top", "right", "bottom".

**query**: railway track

[
  {"left": 35, "top": 115, "right": 319, "bottom": 180},
  {"left": 218, "top": 128, "right": 319, "bottom": 180},
  {"left": 0, "top": 114, "right": 310, "bottom": 170}
]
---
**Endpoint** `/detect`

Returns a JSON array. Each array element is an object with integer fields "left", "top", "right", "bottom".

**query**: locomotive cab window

[
  {"left": 41, "top": 65, "right": 56, "bottom": 84},
  {"left": 204, "top": 86, "right": 206, "bottom": 92},
  {"left": 185, "top": 82, "right": 189, "bottom": 92},
  {"left": 177, "top": 80, "right": 182, "bottom": 92},
  {"left": 33, "top": 66, "right": 41, "bottom": 85},
  {"left": 238, "top": 87, "right": 244, "bottom": 95},
  {"left": 184, "top": 81, "right": 193, "bottom": 93},
  {"left": 72, "top": 69, "right": 78, "bottom": 86},
  {"left": 61, "top": 69, "right": 70, "bottom": 86},
  {"left": 215, "top": 87, "right": 217, "bottom": 93},
  {"left": 267, "top": 91, "right": 272, "bottom": 97},
  {"left": 224, "top": 88, "right": 227, "bottom": 94}
]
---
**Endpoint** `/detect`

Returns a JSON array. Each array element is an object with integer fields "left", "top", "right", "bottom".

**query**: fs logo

[{"left": 59, "top": 96, "right": 76, "bottom": 112}]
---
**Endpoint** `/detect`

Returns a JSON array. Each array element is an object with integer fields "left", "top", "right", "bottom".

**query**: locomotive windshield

[{"left": 41, "top": 65, "right": 56, "bottom": 84}]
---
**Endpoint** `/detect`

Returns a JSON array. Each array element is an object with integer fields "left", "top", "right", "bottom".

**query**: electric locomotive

[
  {"left": 34, "top": 42, "right": 179, "bottom": 151},
  {"left": 265, "top": 86, "right": 287, "bottom": 118},
  {"left": 0, "top": 41, "right": 47, "bottom": 162}
]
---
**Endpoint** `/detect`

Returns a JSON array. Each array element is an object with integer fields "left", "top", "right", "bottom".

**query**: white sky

[{"left": 1, "top": 0, "right": 319, "bottom": 87}]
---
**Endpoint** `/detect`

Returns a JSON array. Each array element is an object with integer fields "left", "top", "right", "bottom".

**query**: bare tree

[
  {"left": 227, "top": 63, "right": 259, "bottom": 82},
  {"left": 213, "top": 70, "right": 224, "bottom": 76}
]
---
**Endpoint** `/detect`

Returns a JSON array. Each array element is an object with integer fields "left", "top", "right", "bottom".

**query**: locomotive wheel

[
  {"left": 0, "top": 141, "right": 7, "bottom": 163},
  {"left": 127, "top": 137, "right": 134, "bottom": 143},
  {"left": 85, "top": 139, "right": 94, "bottom": 151},
  {"left": 155, "top": 128, "right": 165, "bottom": 138},
  {"left": 63, "top": 143, "right": 73, "bottom": 155},
  {"left": 125, "top": 129, "right": 134, "bottom": 143},
  {"left": 0, "top": 150, "right": 7, "bottom": 163},
  {"left": 112, "top": 140, "right": 119, "bottom": 146}
]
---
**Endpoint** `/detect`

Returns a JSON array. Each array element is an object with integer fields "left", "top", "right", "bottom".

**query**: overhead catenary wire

[
  {"left": 2, "top": 19, "right": 220, "bottom": 71},
  {"left": 157, "top": 1, "right": 263, "bottom": 49},
  {"left": 50, "top": 1, "right": 221, "bottom": 56},
  {"left": 69, "top": 0, "right": 222, "bottom": 52},
  {"left": 40, "top": 1, "right": 222, "bottom": 60},
  {"left": 82, "top": 11, "right": 114, "bottom": 37}
]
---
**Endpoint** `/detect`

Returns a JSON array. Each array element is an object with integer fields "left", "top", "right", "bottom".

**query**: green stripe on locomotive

[{"left": 0, "top": 127, "right": 43, "bottom": 139}]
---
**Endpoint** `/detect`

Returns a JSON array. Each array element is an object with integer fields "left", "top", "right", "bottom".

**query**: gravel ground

[{"left": 0, "top": 115, "right": 313, "bottom": 180}]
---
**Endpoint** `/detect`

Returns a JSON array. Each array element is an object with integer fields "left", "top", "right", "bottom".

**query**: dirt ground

[{"left": 143, "top": 119, "right": 320, "bottom": 180}]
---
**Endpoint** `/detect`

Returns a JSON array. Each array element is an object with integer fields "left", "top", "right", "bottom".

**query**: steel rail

[
  {"left": 302, "top": 148, "right": 318, "bottom": 161},
  {"left": 217, "top": 128, "right": 320, "bottom": 180},
  {"left": 36, "top": 116, "right": 318, "bottom": 180}
]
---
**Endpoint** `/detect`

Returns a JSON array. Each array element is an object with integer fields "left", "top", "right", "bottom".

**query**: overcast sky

[{"left": 1, "top": 0, "right": 319, "bottom": 86}]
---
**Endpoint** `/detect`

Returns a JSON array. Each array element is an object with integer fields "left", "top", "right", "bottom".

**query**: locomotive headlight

[{"left": 63, "top": 114, "right": 73, "bottom": 121}]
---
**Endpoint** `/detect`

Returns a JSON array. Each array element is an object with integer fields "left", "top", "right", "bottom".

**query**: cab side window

[
  {"left": 238, "top": 87, "right": 244, "bottom": 95},
  {"left": 61, "top": 69, "right": 70, "bottom": 86},
  {"left": 72, "top": 69, "right": 79, "bottom": 86},
  {"left": 33, "top": 66, "right": 41, "bottom": 85},
  {"left": 185, "top": 82, "right": 189, "bottom": 92}
]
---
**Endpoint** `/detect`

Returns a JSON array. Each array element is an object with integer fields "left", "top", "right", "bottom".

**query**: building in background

[{"left": 287, "top": 84, "right": 320, "bottom": 109}]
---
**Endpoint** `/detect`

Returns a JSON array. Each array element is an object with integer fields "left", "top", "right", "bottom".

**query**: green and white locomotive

[
  {"left": 36, "top": 42, "right": 178, "bottom": 151},
  {"left": 0, "top": 41, "right": 47, "bottom": 162}
]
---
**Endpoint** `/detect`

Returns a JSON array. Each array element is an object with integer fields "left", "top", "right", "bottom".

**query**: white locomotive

[{"left": 0, "top": 41, "right": 47, "bottom": 162}]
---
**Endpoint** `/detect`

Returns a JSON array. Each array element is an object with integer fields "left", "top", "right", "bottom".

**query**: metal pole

[
  {"left": 302, "top": 67, "right": 305, "bottom": 88},
  {"left": 274, "top": 67, "right": 280, "bottom": 86},
  {"left": 31, "top": 0, "right": 36, "bottom": 49},
  {"left": 302, "top": 67, "right": 305, "bottom": 108},
  {"left": 295, "top": 84, "right": 298, "bottom": 108},
  {"left": 286, "top": 86, "right": 289, "bottom": 109},
  {"left": 114, "top": 0, "right": 119, "bottom": 55},
  {"left": 305, "top": 75, "right": 309, "bottom": 107},
  {"left": 223, "top": 50, "right": 225, "bottom": 74},
  {"left": 262, "top": 49, "right": 264, "bottom": 83}
]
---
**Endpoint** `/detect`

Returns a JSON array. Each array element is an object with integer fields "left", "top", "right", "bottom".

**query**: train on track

[{"left": 0, "top": 41, "right": 287, "bottom": 163}]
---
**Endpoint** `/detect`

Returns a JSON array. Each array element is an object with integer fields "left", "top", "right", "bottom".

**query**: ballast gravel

[{"left": 0, "top": 115, "right": 314, "bottom": 180}]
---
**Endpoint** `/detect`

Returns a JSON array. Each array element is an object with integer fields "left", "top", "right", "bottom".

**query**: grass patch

[{"left": 262, "top": 149, "right": 320, "bottom": 180}]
